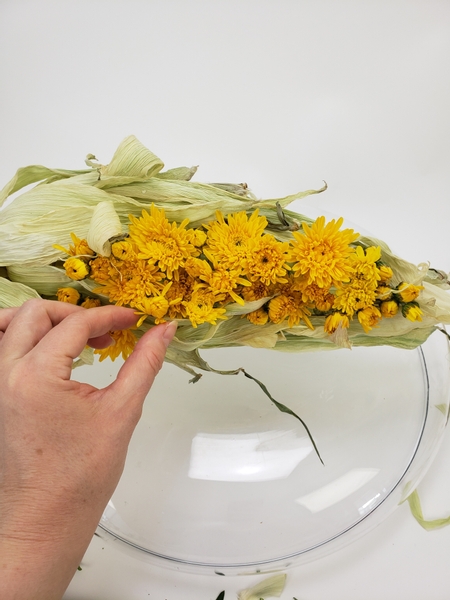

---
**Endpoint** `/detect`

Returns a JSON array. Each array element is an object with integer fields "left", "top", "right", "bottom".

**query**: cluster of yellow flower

[{"left": 55, "top": 205, "right": 424, "bottom": 360}]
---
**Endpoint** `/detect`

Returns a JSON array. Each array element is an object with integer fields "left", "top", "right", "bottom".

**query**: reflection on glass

[
  {"left": 358, "top": 492, "right": 381, "bottom": 515},
  {"left": 188, "top": 429, "right": 312, "bottom": 482},
  {"left": 296, "top": 468, "right": 380, "bottom": 513}
]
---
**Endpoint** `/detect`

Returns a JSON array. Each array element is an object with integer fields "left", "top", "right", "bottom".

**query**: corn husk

[
  {"left": 238, "top": 573, "right": 287, "bottom": 600},
  {"left": 407, "top": 489, "right": 450, "bottom": 531},
  {"left": 0, "top": 275, "right": 41, "bottom": 307},
  {"left": 1, "top": 135, "right": 449, "bottom": 380}
]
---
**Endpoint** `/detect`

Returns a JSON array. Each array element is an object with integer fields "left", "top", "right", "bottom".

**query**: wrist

[{"left": 0, "top": 490, "right": 104, "bottom": 600}]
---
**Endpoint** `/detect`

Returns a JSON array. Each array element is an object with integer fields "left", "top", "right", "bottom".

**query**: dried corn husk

[
  {"left": 1, "top": 135, "right": 449, "bottom": 381},
  {"left": 87, "top": 201, "right": 123, "bottom": 257},
  {"left": 0, "top": 276, "right": 41, "bottom": 307},
  {"left": 238, "top": 573, "right": 287, "bottom": 600}
]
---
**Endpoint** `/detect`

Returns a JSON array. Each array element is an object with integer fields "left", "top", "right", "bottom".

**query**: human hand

[{"left": 0, "top": 299, "right": 176, "bottom": 600}]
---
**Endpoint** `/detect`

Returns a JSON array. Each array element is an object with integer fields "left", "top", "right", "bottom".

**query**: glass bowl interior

[{"left": 75, "top": 328, "right": 450, "bottom": 574}]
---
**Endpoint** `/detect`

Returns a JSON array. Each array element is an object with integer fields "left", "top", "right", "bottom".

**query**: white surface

[{"left": 1, "top": 1, "right": 450, "bottom": 598}]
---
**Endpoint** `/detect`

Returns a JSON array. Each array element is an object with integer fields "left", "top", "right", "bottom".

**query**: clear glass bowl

[{"left": 76, "top": 328, "right": 450, "bottom": 575}]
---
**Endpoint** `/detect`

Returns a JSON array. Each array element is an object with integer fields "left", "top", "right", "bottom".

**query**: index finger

[
  {"left": 1, "top": 300, "right": 85, "bottom": 359},
  {"left": 0, "top": 307, "right": 19, "bottom": 341},
  {"left": 32, "top": 304, "right": 139, "bottom": 374}
]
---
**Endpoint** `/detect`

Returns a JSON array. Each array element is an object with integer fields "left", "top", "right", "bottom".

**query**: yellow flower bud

[
  {"left": 376, "top": 285, "right": 393, "bottom": 301},
  {"left": 380, "top": 300, "right": 399, "bottom": 318},
  {"left": 246, "top": 307, "right": 269, "bottom": 325},
  {"left": 324, "top": 312, "right": 350, "bottom": 334},
  {"left": 64, "top": 257, "right": 90, "bottom": 281},
  {"left": 378, "top": 265, "right": 393, "bottom": 282},
  {"left": 111, "top": 240, "right": 136, "bottom": 261},
  {"left": 268, "top": 295, "right": 290, "bottom": 324},
  {"left": 402, "top": 302, "right": 423, "bottom": 322},
  {"left": 396, "top": 282, "right": 423, "bottom": 303},
  {"left": 357, "top": 306, "right": 381, "bottom": 333},
  {"left": 57, "top": 287, "right": 80, "bottom": 304},
  {"left": 192, "top": 228, "right": 207, "bottom": 247},
  {"left": 81, "top": 297, "right": 102, "bottom": 309}
]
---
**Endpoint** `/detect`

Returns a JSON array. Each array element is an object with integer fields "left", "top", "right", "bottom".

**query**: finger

[
  {"left": 33, "top": 304, "right": 140, "bottom": 370},
  {"left": 87, "top": 333, "right": 115, "bottom": 350},
  {"left": 0, "top": 306, "right": 20, "bottom": 333},
  {"left": 1, "top": 300, "right": 84, "bottom": 359},
  {"left": 103, "top": 321, "right": 177, "bottom": 413}
]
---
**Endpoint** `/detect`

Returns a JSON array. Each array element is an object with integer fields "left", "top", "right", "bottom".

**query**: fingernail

[{"left": 162, "top": 321, "right": 178, "bottom": 348}]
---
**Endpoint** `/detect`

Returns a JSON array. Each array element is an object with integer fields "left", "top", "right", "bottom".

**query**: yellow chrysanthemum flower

[
  {"left": 380, "top": 299, "right": 399, "bottom": 318},
  {"left": 378, "top": 265, "right": 394, "bottom": 282},
  {"left": 182, "top": 289, "right": 227, "bottom": 328},
  {"left": 111, "top": 240, "right": 137, "bottom": 261},
  {"left": 94, "top": 259, "right": 162, "bottom": 307},
  {"left": 290, "top": 216, "right": 359, "bottom": 288},
  {"left": 165, "top": 270, "right": 197, "bottom": 319},
  {"left": 129, "top": 205, "right": 199, "bottom": 279},
  {"left": 81, "top": 297, "right": 102, "bottom": 309},
  {"left": 376, "top": 285, "right": 393, "bottom": 301},
  {"left": 241, "top": 281, "right": 273, "bottom": 302},
  {"left": 246, "top": 307, "right": 269, "bottom": 326},
  {"left": 54, "top": 232, "right": 95, "bottom": 258},
  {"left": 89, "top": 256, "right": 113, "bottom": 283},
  {"left": 300, "top": 283, "right": 334, "bottom": 312},
  {"left": 324, "top": 312, "right": 350, "bottom": 334},
  {"left": 204, "top": 209, "right": 267, "bottom": 273},
  {"left": 348, "top": 245, "right": 381, "bottom": 284},
  {"left": 64, "top": 257, "right": 90, "bottom": 281},
  {"left": 396, "top": 282, "right": 424, "bottom": 303},
  {"left": 184, "top": 256, "right": 213, "bottom": 280},
  {"left": 402, "top": 302, "right": 423, "bottom": 322},
  {"left": 333, "top": 278, "right": 377, "bottom": 317},
  {"left": 357, "top": 305, "right": 382, "bottom": 333},
  {"left": 192, "top": 228, "right": 207, "bottom": 247},
  {"left": 136, "top": 296, "right": 170, "bottom": 325},
  {"left": 268, "top": 294, "right": 313, "bottom": 329},
  {"left": 202, "top": 267, "right": 250, "bottom": 305},
  {"left": 134, "top": 282, "right": 181, "bottom": 326},
  {"left": 247, "top": 234, "right": 290, "bottom": 286},
  {"left": 94, "top": 329, "right": 137, "bottom": 362},
  {"left": 57, "top": 287, "right": 81, "bottom": 304}
]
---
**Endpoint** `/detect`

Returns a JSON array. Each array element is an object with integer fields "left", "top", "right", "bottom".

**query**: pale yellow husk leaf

[
  {"left": 0, "top": 276, "right": 41, "bottom": 307},
  {"left": 87, "top": 200, "right": 122, "bottom": 257},
  {"left": 238, "top": 573, "right": 287, "bottom": 600}
]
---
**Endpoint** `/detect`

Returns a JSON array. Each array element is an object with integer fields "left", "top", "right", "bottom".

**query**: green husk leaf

[
  {"left": 407, "top": 490, "right": 450, "bottom": 531},
  {"left": 435, "top": 403, "right": 448, "bottom": 417},
  {"left": 241, "top": 370, "right": 323, "bottom": 465}
]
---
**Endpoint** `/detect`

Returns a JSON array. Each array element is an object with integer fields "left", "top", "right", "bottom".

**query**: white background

[{"left": 1, "top": 1, "right": 450, "bottom": 598}]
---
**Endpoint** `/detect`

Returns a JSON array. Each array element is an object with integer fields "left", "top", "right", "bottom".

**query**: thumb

[{"left": 105, "top": 321, "right": 177, "bottom": 410}]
